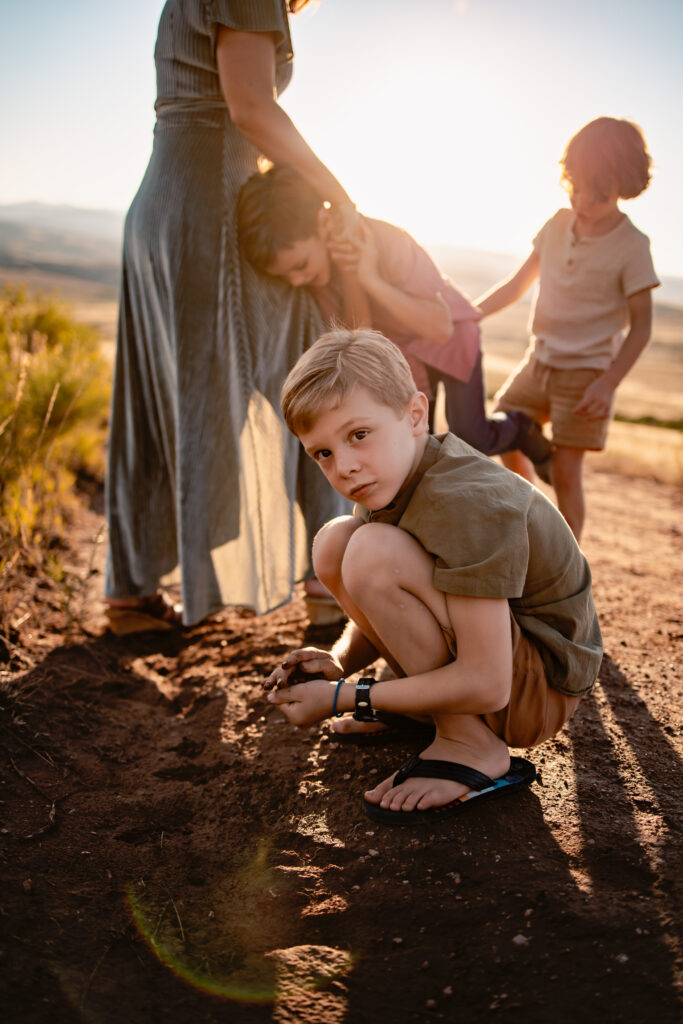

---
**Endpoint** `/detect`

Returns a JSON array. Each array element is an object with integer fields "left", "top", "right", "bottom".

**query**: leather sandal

[{"left": 105, "top": 593, "right": 183, "bottom": 635}]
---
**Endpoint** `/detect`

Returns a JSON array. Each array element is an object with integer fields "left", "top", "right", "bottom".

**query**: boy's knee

[
  {"left": 341, "top": 523, "right": 405, "bottom": 597},
  {"left": 312, "top": 516, "right": 360, "bottom": 585}
]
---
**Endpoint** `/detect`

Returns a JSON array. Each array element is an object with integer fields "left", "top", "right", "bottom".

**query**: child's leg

[
  {"left": 543, "top": 367, "right": 612, "bottom": 542},
  {"left": 492, "top": 351, "right": 553, "bottom": 474},
  {"left": 440, "top": 354, "right": 522, "bottom": 455},
  {"left": 551, "top": 445, "right": 586, "bottom": 541},
  {"left": 321, "top": 522, "right": 512, "bottom": 809},
  {"left": 500, "top": 449, "right": 535, "bottom": 482},
  {"left": 313, "top": 517, "right": 451, "bottom": 678},
  {"left": 365, "top": 714, "right": 510, "bottom": 812}
]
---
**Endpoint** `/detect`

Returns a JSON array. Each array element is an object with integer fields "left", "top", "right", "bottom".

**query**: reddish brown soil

[{"left": 1, "top": 466, "right": 681, "bottom": 1023}]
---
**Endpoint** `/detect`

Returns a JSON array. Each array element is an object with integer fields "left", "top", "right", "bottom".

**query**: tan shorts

[
  {"left": 441, "top": 614, "right": 581, "bottom": 749},
  {"left": 494, "top": 350, "right": 613, "bottom": 450}
]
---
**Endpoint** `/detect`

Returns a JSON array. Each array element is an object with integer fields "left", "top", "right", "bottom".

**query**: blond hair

[
  {"left": 281, "top": 329, "right": 417, "bottom": 435},
  {"left": 560, "top": 117, "right": 652, "bottom": 200}
]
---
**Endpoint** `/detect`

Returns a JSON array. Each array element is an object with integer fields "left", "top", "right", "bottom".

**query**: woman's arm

[
  {"left": 216, "top": 27, "right": 354, "bottom": 219},
  {"left": 474, "top": 251, "right": 540, "bottom": 319}
]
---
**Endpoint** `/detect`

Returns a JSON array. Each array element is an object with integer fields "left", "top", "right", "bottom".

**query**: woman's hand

[
  {"left": 264, "top": 646, "right": 342, "bottom": 690},
  {"left": 266, "top": 678, "right": 338, "bottom": 727}
]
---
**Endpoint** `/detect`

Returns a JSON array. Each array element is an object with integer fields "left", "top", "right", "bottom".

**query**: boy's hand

[
  {"left": 326, "top": 219, "right": 380, "bottom": 283},
  {"left": 264, "top": 646, "right": 342, "bottom": 691},
  {"left": 573, "top": 375, "right": 615, "bottom": 420},
  {"left": 327, "top": 232, "right": 360, "bottom": 275},
  {"left": 330, "top": 201, "right": 361, "bottom": 240},
  {"left": 266, "top": 679, "right": 338, "bottom": 727}
]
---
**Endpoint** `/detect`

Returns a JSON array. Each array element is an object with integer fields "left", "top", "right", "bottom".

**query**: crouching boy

[{"left": 265, "top": 329, "right": 603, "bottom": 825}]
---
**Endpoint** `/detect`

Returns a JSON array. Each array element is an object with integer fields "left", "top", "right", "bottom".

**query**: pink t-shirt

[{"left": 311, "top": 217, "right": 481, "bottom": 395}]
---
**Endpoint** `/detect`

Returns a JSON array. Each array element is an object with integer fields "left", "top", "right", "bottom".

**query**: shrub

[{"left": 0, "top": 284, "right": 111, "bottom": 556}]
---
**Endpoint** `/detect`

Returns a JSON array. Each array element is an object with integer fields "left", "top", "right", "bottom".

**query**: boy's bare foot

[{"left": 364, "top": 732, "right": 510, "bottom": 813}]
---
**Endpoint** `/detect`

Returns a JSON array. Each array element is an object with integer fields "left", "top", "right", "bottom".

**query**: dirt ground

[{"left": 1, "top": 465, "right": 681, "bottom": 1024}]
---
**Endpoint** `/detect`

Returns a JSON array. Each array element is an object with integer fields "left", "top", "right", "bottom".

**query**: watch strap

[{"left": 353, "top": 676, "right": 378, "bottom": 722}]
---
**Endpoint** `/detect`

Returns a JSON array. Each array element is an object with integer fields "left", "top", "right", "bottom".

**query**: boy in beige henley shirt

[
  {"left": 265, "top": 329, "right": 603, "bottom": 826},
  {"left": 476, "top": 117, "right": 659, "bottom": 541}
]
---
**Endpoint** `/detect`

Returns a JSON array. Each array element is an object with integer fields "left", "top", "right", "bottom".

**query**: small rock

[
  {"left": 22, "top": 879, "right": 33, "bottom": 893},
  {"left": 512, "top": 933, "right": 530, "bottom": 946},
  {"left": 392, "top": 937, "right": 403, "bottom": 945}
]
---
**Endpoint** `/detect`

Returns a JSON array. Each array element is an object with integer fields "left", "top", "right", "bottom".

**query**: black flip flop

[
  {"left": 329, "top": 712, "right": 435, "bottom": 747},
  {"left": 362, "top": 754, "right": 536, "bottom": 825}
]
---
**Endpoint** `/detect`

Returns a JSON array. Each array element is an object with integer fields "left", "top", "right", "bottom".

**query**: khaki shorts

[
  {"left": 494, "top": 349, "right": 614, "bottom": 450},
  {"left": 441, "top": 614, "right": 581, "bottom": 749}
]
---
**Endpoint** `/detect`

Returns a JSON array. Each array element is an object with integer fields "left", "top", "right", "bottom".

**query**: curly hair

[{"left": 560, "top": 117, "right": 652, "bottom": 200}]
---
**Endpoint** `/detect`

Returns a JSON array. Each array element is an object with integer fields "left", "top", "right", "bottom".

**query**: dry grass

[
  {"left": 7, "top": 274, "right": 683, "bottom": 490},
  {"left": 586, "top": 420, "right": 683, "bottom": 486},
  {"left": 0, "top": 285, "right": 111, "bottom": 646}
]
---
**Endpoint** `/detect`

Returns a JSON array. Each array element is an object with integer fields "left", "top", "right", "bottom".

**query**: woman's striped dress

[{"left": 105, "top": 0, "right": 345, "bottom": 622}]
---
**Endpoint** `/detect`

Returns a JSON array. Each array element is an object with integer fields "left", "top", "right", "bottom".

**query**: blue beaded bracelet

[{"left": 332, "top": 677, "right": 345, "bottom": 718}]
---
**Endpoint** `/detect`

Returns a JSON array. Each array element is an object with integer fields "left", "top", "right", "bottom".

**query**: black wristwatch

[{"left": 353, "top": 676, "right": 378, "bottom": 722}]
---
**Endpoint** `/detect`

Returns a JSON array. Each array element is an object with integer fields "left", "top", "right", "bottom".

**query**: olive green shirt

[{"left": 356, "top": 433, "right": 603, "bottom": 696}]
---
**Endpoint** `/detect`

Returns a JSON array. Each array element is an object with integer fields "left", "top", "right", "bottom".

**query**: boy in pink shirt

[{"left": 237, "top": 164, "right": 552, "bottom": 470}]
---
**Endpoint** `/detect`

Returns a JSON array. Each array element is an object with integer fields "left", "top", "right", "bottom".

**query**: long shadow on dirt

[{"left": 2, "top": 628, "right": 681, "bottom": 1023}]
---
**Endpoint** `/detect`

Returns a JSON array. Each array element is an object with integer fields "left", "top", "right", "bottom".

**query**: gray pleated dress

[{"left": 105, "top": 0, "right": 345, "bottom": 623}]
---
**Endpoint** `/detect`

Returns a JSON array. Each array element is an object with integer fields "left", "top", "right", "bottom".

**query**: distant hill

[
  {"left": 0, "top": 202, "right": 682, "bottom": 310},
  {"left": 0, "top": 203, "right": 123, "bottom": 291},
  {"left": 427, "top": 242, "right": 683, "bottom": 311},
  {"left": 0, "top": 203, "right": 123, "bottom": 243}
]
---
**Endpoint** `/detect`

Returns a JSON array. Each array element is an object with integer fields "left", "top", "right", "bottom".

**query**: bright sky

[{"left": 1, "top": 0, "right": 682, "bottom": 275}]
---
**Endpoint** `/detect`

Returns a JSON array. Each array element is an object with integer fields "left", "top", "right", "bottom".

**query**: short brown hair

[
  {"left": 281, "top": 329, "right": 417, "bottom": 435},
  {"left": 237, "top": 164, "right": 323, "bottom": 272},
  {"left": 560, "top": 117, "right": 652, "bottom": 200}
]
